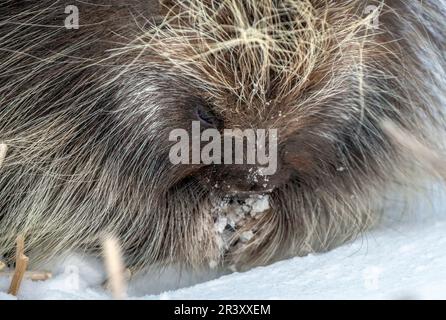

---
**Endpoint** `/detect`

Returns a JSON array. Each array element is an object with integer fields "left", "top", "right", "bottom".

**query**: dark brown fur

[{"left": 0, "top": 0, "right": 444, "bottom": 271}]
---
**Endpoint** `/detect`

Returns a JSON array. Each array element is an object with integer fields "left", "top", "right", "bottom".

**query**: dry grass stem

[
  {"left": 1, "top": 271, "right": 52, "bottom": 281},
  {"left": 7, "top": 235, "right": 29, "bottom": 296},
  {"left": 102, "top": 236, "right": 127, "bottom": 300},
  {"left": 382, "top": 121, "right": 446, "bottom": 180},
  {"left": 0, "top": 143, "right": 7, "bottom": 169}
]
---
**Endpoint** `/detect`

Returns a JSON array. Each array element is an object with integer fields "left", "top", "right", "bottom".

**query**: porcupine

[{"left": 0, "top": 0, "right": 444, "bottom": 273}]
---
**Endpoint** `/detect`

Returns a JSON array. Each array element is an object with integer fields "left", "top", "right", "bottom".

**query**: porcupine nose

[{"left": 214, "top": 163, "right": 290, "bottom": 196}]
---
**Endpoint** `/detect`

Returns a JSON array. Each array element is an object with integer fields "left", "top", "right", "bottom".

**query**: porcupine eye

[{"left": 195, "top": 104, "right": 221, "bottom": 128}]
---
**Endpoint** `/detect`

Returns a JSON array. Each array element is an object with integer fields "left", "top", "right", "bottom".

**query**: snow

[
  {"left": 211, "top": 194, "right": 270, "bottom": 268},
  {"left": 1, "top": 184, "right": 446, "bottom": 300}
]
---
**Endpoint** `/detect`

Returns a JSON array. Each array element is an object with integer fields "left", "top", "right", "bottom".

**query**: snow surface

[{"left": 1, "top": 183, "right": 446, "bottom": 300}]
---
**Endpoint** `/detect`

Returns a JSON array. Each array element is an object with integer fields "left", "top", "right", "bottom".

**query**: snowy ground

[{"left": 1, "top": 183, "right": 446, "bottom": 300}]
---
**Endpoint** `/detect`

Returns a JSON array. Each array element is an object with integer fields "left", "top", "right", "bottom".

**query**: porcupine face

[{"left": 0, "top": 1, "right": 444, "bottom": 271}]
